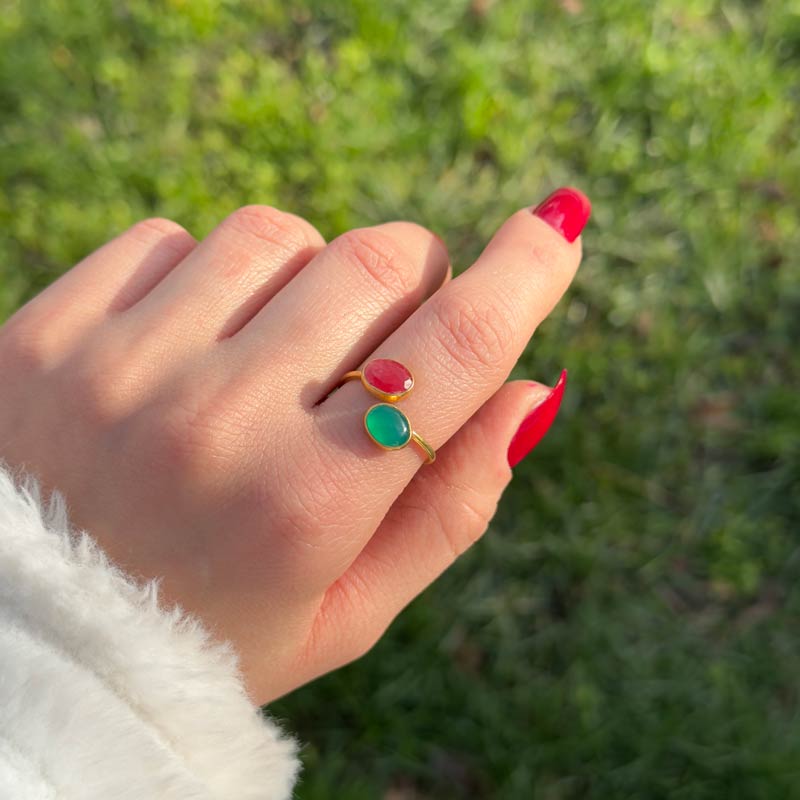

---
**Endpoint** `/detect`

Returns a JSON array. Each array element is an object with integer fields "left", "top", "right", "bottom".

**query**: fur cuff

[{"left": 0, "top": 461, "right": 300, "bottom": 799}]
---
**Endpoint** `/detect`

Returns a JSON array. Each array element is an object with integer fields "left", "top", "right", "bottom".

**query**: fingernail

[
  {"left": 507, "top": 370, "right": 568, "bottom": 468},
  {"left": 532, "top": 188, "right": 591, "bottom": 243}
]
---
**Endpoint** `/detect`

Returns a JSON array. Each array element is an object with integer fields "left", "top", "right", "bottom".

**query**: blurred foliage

[{"left": 2, "top": 0, "right": 800, "bottom": 797}]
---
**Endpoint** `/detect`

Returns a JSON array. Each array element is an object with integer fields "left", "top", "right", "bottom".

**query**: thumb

[{"left": 305, "top": 375, "right": 567, "bottom": 670}]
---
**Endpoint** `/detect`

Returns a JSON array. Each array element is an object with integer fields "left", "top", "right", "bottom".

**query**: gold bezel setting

[
  {"left": 359, "top": 370, "right": 414, "bottom": 403},
  {"left": 335, "top": 359, "right": 435, "bottom": 464},
  {"left": 363, "top": 403, "right": 413, "bottom": 450}
]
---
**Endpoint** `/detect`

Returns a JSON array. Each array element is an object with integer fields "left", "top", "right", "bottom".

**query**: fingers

[
  {"left": 124, "top": 205, "right": 326, "bottom": 343},
  {"left": 229, "top": 221, "right": 450, "bottom": 406},
  {"left": 2, "top": 218, "right": 196, "bottom": 361},
  {"left": 315, "top": 191, "right": 588, "bottom": 543},
  {"left": 300, "top": 379, "right": 557, "bottom": 671}
]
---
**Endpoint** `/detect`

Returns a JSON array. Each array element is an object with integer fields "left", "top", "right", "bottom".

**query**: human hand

[{"left": 0, "top": 189, "right": 589, "bottom": 704}]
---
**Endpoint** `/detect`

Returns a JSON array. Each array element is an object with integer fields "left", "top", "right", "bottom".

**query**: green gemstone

[{"left": 364, "top": 403, "right": 411, "bottom": 449}]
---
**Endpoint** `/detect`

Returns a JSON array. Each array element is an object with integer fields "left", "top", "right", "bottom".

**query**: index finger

[{"left": 316, "top": 188, "right": 589, "bottom": 536}]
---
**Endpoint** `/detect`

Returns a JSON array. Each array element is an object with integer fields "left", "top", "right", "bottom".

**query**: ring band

[{"left": 336, "top": 359, "right": 435, "bottom": 465}]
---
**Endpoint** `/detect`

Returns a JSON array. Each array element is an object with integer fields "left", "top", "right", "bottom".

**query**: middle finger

[{"left": 228, "top": 221, "right": 450, "bottom": 408}]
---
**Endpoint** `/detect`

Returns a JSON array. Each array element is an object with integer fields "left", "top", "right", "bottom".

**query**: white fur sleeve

[{"left": 0, "top": 461, "right": 301, "bottom": 799}]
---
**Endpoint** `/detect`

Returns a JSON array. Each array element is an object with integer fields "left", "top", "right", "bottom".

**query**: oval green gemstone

[{"left": 364, "top": 403, "right": 411, "bottom": 449}]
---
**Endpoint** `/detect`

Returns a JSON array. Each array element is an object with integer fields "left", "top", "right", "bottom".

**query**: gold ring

[{"left": 336, "top": 359, "right": 435, "bottom": 464}]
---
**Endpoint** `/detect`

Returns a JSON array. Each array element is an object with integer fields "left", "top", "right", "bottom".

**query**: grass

[{"left": 2, "top": 1, "right": 799, "bottom": 797}]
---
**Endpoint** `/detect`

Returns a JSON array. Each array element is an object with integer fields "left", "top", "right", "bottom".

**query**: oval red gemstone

[{"left": 363, "top": 359, "right": 413, "bottom": 396}]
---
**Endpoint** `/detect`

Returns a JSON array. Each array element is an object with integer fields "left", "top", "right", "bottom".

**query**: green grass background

[{"left": 2, "top": 1, "right": 799, "bottom": 797}]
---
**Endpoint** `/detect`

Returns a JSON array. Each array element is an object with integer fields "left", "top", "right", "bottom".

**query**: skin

[{"left": 0, "top": 204, "right": 581, "bottom": 704}]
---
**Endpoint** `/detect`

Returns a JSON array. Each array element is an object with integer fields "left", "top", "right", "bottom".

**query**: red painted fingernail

[
  {"left": 532, "top": 188, "right": 591, "bottom": 243},
  {"left": 507, "top": 370, "right": 568, "bottom": 468}
]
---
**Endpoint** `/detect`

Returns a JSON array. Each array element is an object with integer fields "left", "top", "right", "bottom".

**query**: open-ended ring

[{"left": 336, "top": 359, "right": 436, "bottom": 464}]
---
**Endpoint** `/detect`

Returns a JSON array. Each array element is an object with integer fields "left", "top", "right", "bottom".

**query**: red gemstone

[{"left": 363, "top": 359, "right": 413, "bottom": 397}]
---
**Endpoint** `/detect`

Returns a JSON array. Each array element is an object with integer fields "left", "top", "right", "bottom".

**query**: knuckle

[
  {"left": 128, "top": 217, "right": 194, "bottom": 254},
  {"left": 433, "top": 293, "right": 514, "bottom": 373},
  {"left": 421, "top": 483, "right": 496, "bottom": 562},
  {"left": 223, "top": 204, "right": 319, "bottom": 253},
  {"left": 450, "top": 490, "right": 497, "bottom": 552},
  {"left": 125, "top": 217, "right": 197, "bottom": 268},
  {"left": 334, "top": 228, "right": 418, "bottom": 296},
  {"left": 345, "top": 626, "right": 384, "bottom": 663}
]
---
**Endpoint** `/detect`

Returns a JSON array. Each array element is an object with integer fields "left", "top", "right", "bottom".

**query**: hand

[{"left": 0, "top": 189, "right": 588, "bottom": 704}]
